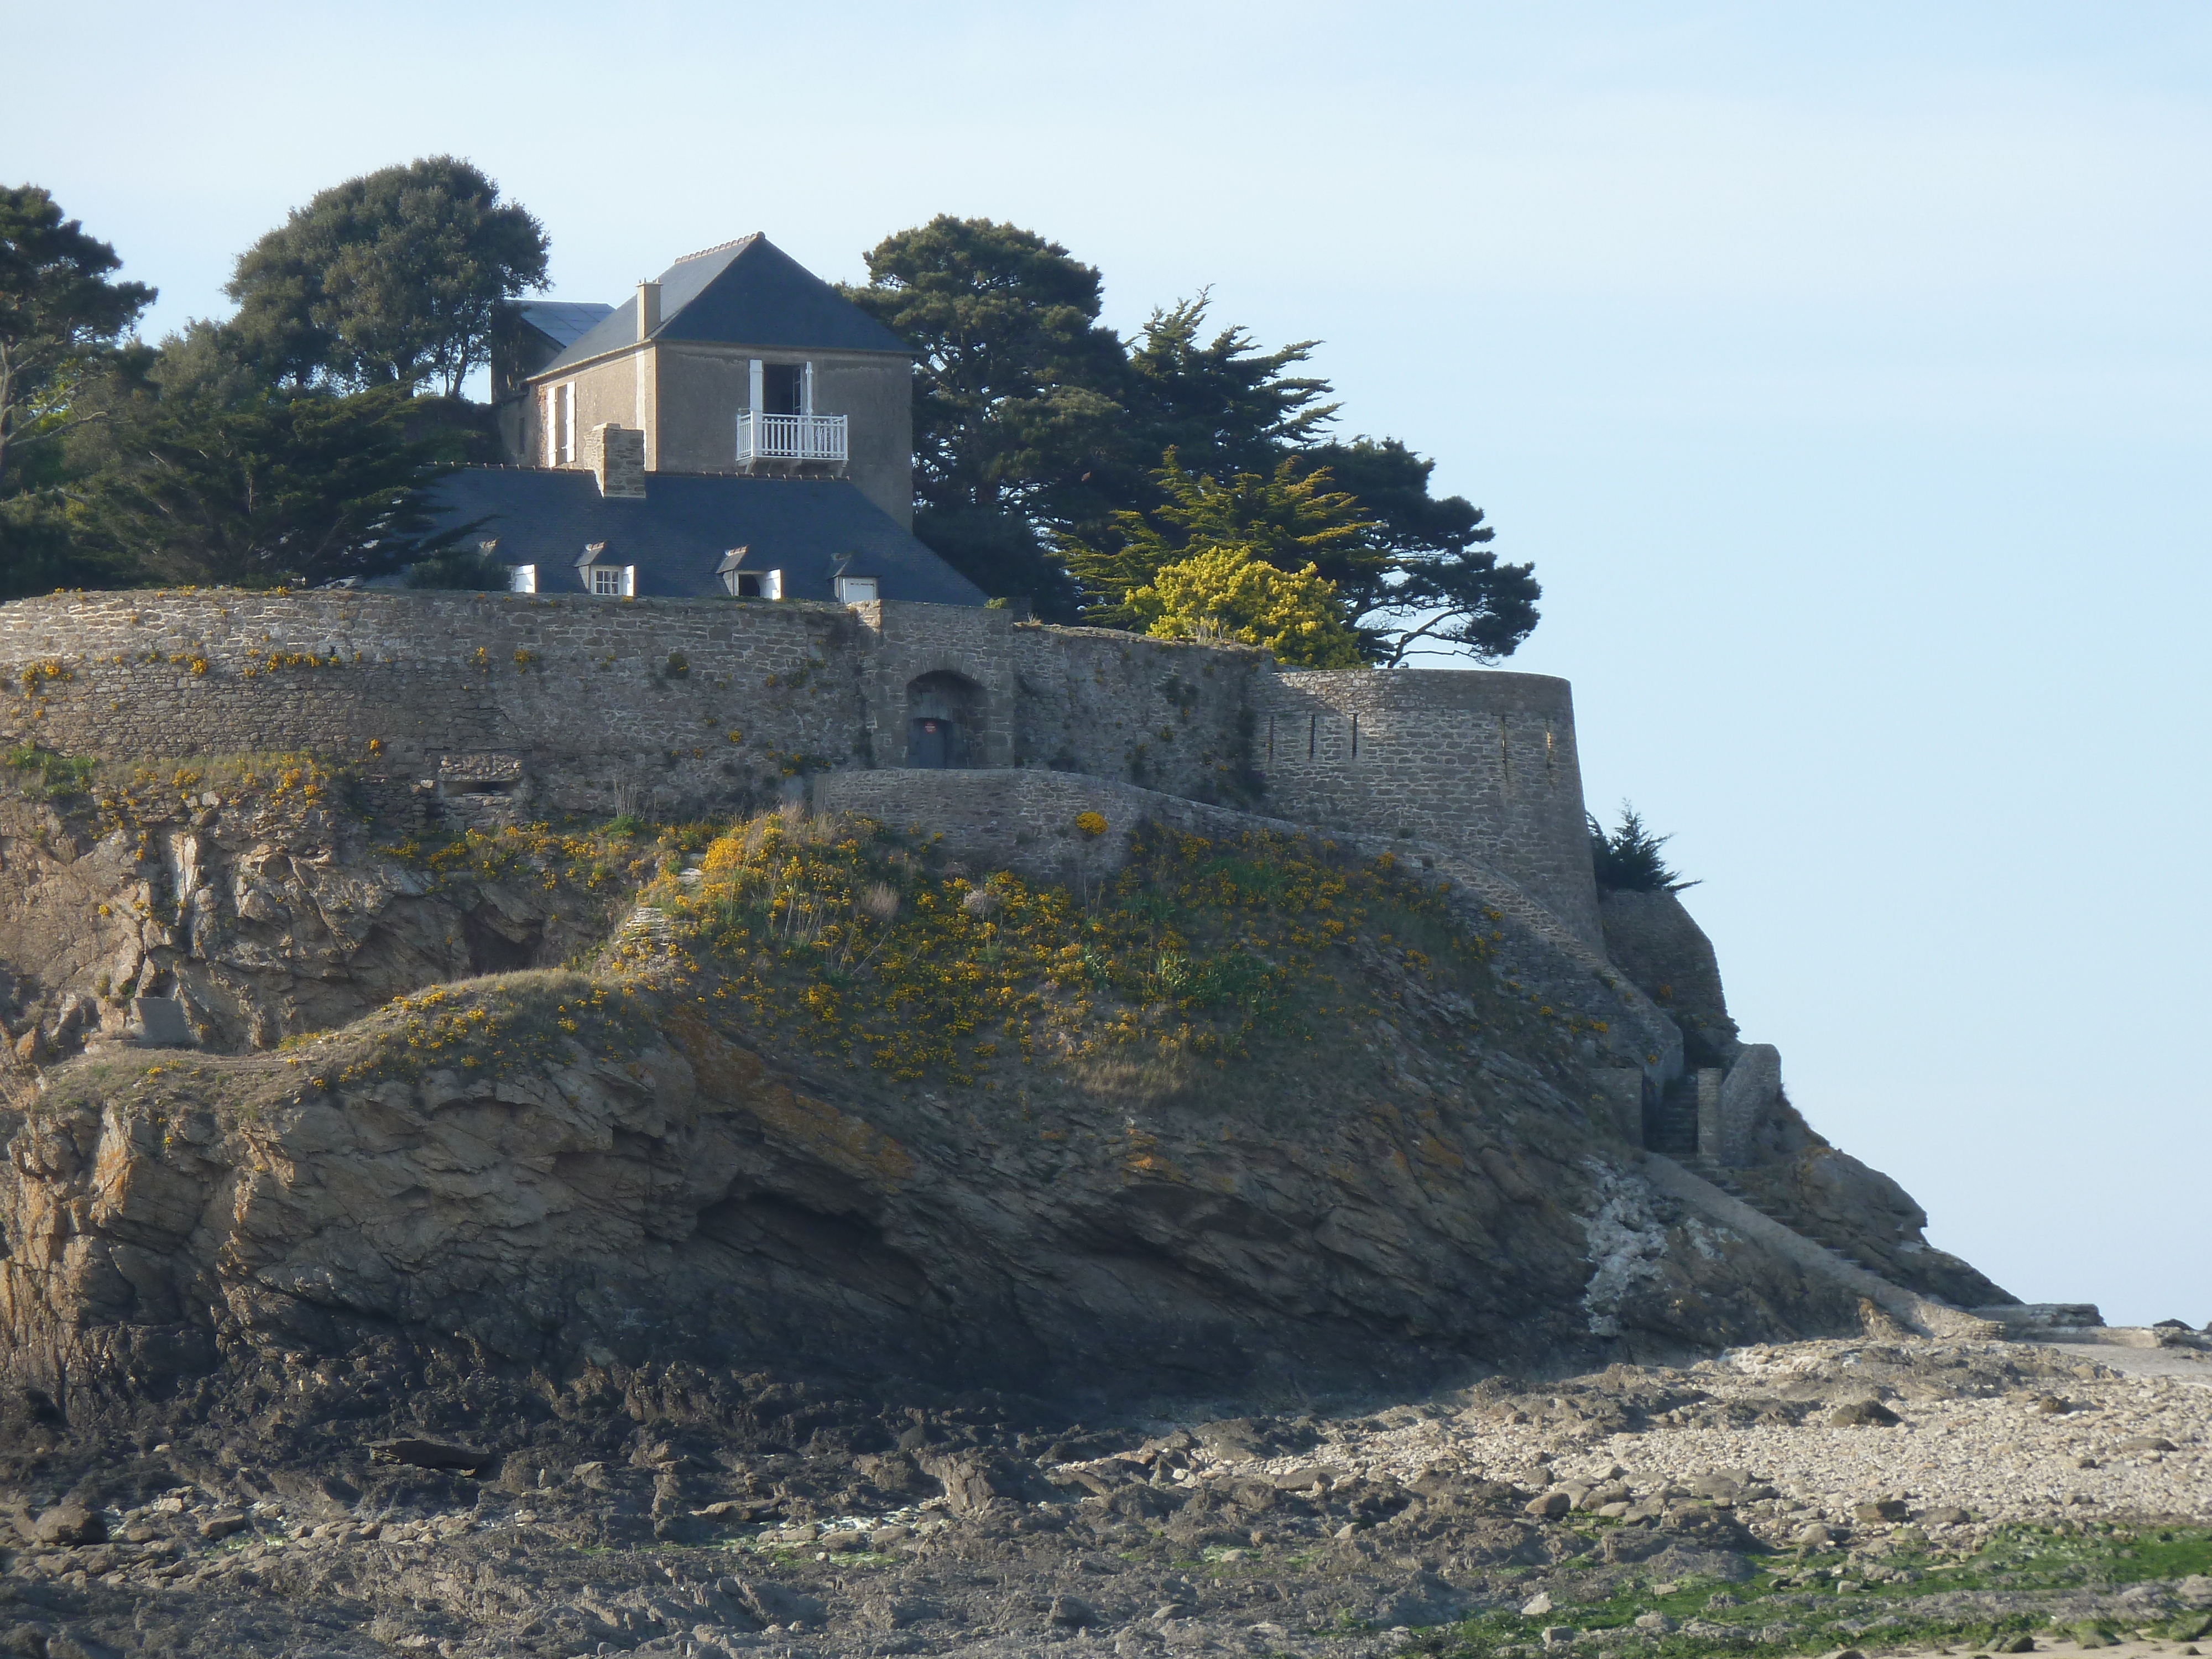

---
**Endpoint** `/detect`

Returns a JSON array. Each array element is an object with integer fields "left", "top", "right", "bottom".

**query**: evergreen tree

[
  {"left": 226, "top": 156, "right": 548, "bottom": 395},
  {"left": 1066, "top": 450, "right": 1369, "bottom": 628},
  {"left": 849, "top": 218, "right": 1538, "bottom": 662},
  {"left": 81, "top": 382, "right": 468, "bottom": 587},
  {"left": 1298, "top": 436, "right": 1540, "bottom": 664},
  {"left": 843, "top": 217, "right": 1125, "bottom": 615},
  {"left": 1120, "top": 293, "right": 1337, "bottom": 479},
  {"left": 1589, "top": 804, "right": 1697, "bottom": 894},
  {"left": 0, "top": 185, "right": 154, "bottom": 499}
]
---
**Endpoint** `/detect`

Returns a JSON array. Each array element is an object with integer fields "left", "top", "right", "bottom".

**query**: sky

[{"left": 9, "top": 1, "right": 2209, "bottom": 1324}]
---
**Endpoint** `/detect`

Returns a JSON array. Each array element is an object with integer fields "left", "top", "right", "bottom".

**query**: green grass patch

[{"left": 1400, "top": 1524, "right": 2212, "bottom": 1659}]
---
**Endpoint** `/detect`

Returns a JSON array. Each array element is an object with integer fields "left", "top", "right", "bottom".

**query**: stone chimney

[
  {"left": 588, "top": 424, "right": 646, "bottom": 499},
  {"left": 637, "top": 280, "right": 661, "bottom": 341}
]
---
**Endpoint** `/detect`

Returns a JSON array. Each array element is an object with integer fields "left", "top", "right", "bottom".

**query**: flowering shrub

[
  {"left": 1074, "top": 811, "right": 1108, "bottom": 837},
  {"left": 646, "top": 809, "right": 1496, "bottom": 1087}
]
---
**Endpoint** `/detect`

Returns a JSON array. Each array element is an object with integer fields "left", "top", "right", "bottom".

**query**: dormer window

[
  {"left": 576, "top": 542, "right": 635, "bottom": 597},
  {"left": 716, "top": 547, "right": 781, "bottom": 599},
  {"left": 834, "top": 575, "right": 878, "bottom": 604}
]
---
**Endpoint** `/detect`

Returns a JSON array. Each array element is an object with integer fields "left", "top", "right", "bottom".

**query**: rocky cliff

[{"left": 0, "top": 795, "right": 2006, "bottom": 1412}]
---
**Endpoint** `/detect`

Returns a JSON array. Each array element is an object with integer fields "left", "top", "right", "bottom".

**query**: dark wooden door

[{"left": 908, "top": 717, "right": 953, "bottom": 768}]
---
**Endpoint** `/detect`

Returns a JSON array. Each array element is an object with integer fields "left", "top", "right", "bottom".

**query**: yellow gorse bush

[{"left": 652, "top": 810, "right": 1491, "bottom": 1086}]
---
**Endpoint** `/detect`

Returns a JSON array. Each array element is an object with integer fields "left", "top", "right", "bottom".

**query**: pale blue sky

[{"left": 12, "top": 1, "right": 2209, "bottom": 1323}]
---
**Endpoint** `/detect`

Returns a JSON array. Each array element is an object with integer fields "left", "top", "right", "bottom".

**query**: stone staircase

[
  {"left": 1680, "top": 1152, "right": 1900, "bottom": 1283},
  {"left": 1638, "top": 1153, "right": 2002, "bottom": 1340},
  {"left": 1643, "top": 1075, "right": 1700, "bottom": 1155}
]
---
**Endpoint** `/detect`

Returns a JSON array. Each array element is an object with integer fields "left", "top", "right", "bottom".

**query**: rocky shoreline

[{"left": 0, "top": 1334, "right": 2204, "bottom": 1657}]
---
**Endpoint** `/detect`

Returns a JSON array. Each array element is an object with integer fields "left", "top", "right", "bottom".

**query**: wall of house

[
  {"left": 648, "top": 344, "right": 912, "bottom": 523},
  {"left": 0, "top": 592, "right": 1601, "bottom": 945},
  {"left": 810, "top": 352, "right": 914, "bottom": 527},
  {"left": 520, "top": 351, "right": 646, "bottom": 471}
]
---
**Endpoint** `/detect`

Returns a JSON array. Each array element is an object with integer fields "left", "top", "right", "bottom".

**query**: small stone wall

[{"left": 812, "top": 766, "right": 1269, "bottom": 890}]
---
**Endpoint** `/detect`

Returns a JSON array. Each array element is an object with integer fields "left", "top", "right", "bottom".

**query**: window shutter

[
  {"left": 622, "top": 565, "right": 637, "bottom": 598},
  {"left": 510, "top": 564, "right": 537, "bottom": 594},
  {"left": 749, "top": 358, "right": 763, "bottom": 413},
  {"left": 542, "top": 389, "right": 555, "bottom": 467},
  {"left": 802, "top": 361, "right": 815, "bottom": 418}
]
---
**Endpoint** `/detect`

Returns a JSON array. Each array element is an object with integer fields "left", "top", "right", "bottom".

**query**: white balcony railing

[{"left": 737, "top": 411, "right": 847, "bottom": 465}]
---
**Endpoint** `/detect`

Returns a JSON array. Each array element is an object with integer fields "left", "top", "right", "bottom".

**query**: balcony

[{"left": 737, "top": 411, "right": 847, "bottom": 467}]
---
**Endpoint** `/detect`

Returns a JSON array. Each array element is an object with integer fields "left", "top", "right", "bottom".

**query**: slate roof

[
  {"left": 514, "top": 300, "right": 614, "bottom": 348},
  {"left": 418, "top": 467, "right": 985, "bottom": 606},
  {"left": 535, "top": 236, "right": 910, "bottom": 378}
]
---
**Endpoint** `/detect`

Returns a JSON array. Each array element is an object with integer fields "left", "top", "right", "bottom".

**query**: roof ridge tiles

[{"left": 669, "top": 233, "right": 761, "bottom": 266}]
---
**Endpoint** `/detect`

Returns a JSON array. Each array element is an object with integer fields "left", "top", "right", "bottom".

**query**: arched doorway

[{"left": 905, "top": 671, "right": 983, "bottom": 769}]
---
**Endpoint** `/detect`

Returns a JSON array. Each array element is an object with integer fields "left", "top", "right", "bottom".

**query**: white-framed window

[
  {"left": 834, "top": 575, "right": 878, "bottom": 604},
  {"left": 592, "top": 565, "right": 623, "bottom": 597},
  {"left": 509, "top": 564, "right": 537, "bottom": 594},
  {"left": 546, "top": 382, "right": 576, "bottom": 465}
]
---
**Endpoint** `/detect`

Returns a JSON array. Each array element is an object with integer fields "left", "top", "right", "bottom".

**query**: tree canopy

[
  {"left": 226, "top": 156, "right": 548, "bottom": 395},
  {"left": 77, "top": 379, "right": 469, "bottom": 587},
  {"left": 0, "top": 184, "right": 154, "bottom": 499},
  {"left": 847, "top": 217, "right": 1538, "bottom": 661}
]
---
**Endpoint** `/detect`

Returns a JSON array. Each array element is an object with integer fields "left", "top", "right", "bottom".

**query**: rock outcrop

[
  {"left": 0, "top": 781, "right": 627, "bottom": 1063},
  {"left": 0, "top": 753, "right": 2017, "bottom": 1415},
  {"left": 0, "top": 959, "right": 1882, "bottom": 1410},
  {"left": 1598, "top": 887, "right": 1739, "bottom": 1066}
]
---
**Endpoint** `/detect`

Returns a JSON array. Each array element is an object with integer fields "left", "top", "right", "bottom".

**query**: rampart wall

[
  {"left": 0, "top": 591, "right": 1602, "bottom": 946},
  {"left": 1255, "top": 669, "right": 1600, "bottom": 945},
  {"left": 0, "top": 589, "right": 864, "bottom": 821}
]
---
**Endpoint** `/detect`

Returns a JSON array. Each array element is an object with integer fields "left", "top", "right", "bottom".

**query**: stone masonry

[{"left": 0, "top": 588, "right": 1601, "bottom": 948}]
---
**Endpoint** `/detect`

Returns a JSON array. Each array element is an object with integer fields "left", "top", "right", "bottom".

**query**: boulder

[
  {"left": 32, "top": 1503, "right": 104, "bottom": 1547},
  {"left": 1830, "top": 1400, "right": 1900, "bottom": 1427}
]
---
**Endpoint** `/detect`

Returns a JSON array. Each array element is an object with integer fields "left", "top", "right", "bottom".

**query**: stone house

[{"left": 426, "top": 235, "right": 979, "bottom": 607}]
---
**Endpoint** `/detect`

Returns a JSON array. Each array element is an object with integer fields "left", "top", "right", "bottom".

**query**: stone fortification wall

[
  {"left": 1254, "top": 668, "right": 1603, "bottom": 947},
  {"left": 849, "top": 603, "right": 1262, "bottom": 804},
  {"left": 1005, "top": 622, "right": 1262, "bottom": 803},
  {"left": 0, "top": 590, "right": 1600, "bottom": 947},
  {"left": 0, "top": 589, "right": 864, "bottom": 819}
]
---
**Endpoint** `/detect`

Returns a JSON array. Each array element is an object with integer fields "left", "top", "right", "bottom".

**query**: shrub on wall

[
  {"left": 1589, "top": 802, "right": 1695, "bottom": 894},
  {"left": 404, "top": 549, "right": 512, "bottom": 590}
]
